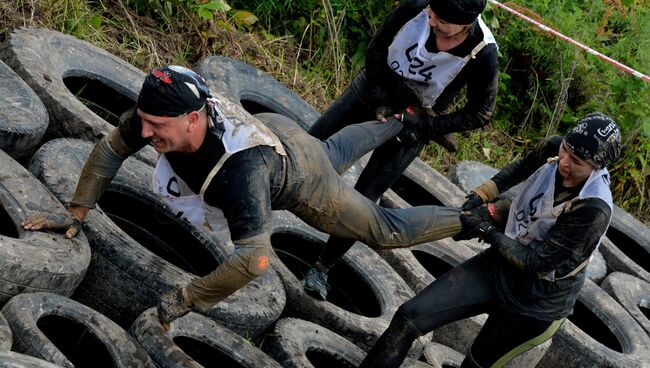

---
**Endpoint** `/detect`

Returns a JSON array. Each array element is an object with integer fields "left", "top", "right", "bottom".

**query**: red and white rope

[{"left": 489, "top": 0, "right": 650, "bottom": 83}]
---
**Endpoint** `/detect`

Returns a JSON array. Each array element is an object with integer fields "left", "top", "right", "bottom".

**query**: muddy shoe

[
  {"left": 302, "top": 266, "right": 330, "bottom": 301},
  {"left": 158, "top": 287, "right": 191, "bottom": 329}
]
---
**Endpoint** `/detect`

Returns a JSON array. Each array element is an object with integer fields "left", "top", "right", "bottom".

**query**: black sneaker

[
  {"left": 301, "top": 266, "right": 330, "bottom": 301},
  {"left": 158, "top": 287, "right": 191, "bottom": 329}
]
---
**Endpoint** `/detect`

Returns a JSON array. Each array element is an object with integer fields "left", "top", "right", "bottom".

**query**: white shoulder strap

[{"left": 199, "top": 152, "right": 232, "bottom": 197}]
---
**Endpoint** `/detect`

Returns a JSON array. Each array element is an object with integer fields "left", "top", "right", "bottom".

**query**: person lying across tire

[
  {"left": 22, "top": 66, "right": 465, "bottom": 328},
  {"left": 302, "top": 0, "right": 499, "bottom": 301},
  {"left": 359, "top": 113, "right": 622, "bottom": 368}
]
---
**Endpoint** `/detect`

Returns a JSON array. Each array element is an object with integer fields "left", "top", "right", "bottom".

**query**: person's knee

[{"left": 236, "top": 245, "right": 271, "bottom": 278}]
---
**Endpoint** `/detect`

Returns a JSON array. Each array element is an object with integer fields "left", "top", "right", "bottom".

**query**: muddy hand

[{"left": 22, "top": 211, "right": 81, "bottom": 238}]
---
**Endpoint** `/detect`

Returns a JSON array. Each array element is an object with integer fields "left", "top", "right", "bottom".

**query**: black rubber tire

[
  {"left": 1, "top": 292, "right": 154, "bottom": 368},
  {"left": 601, "top": 272, "right": 650, "bottom": 337},
  {"left": 378, "top": 238, "right": 490, "bottom": 355},
  {"left": 269, "top": 211, "right": 435, "bottom": 355},
  {"left": 130, "top": 308, "right": 282, "bottom": 368},
  {"left": 0, "top": 28, "right": 158, "bottom": 166},
  {"left": 421, "top": 342, "right": 464, "bottom": 367},
  {"left": 29, "top": 139, "right": 286, "bottom": 337},
  {"left": 538, "top": 279, "right": 650, "bottom": 368},
  {"left": 0, "top": 352, "right": 63, "bottom": 368},
  {"left": 193, "top": 56, "right": 320, "bottom": 130},
  {"left": 599, "top": 237, "right": 650, "bottom": 284},
  {"left": 0, "top": 312, "right": 11, "bottom": 352},
  {"left": 600, "top": 208, "right": 650, "bottom": 283},
  {"left": 0, "top": 60, "right": 48, "bottom": 160},
  {"left": 266, "top": 317, "right": 432, "bottom": 368},
  {"left": 0, "top": 27, "right": 141, "bottom": 140},
  {"left": 0, "top": 149, "right": 90, "bottom": 305}
]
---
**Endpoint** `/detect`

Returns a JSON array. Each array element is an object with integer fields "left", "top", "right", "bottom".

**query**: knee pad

[{"left": 235, "top": 245, "right": 271, "bottom": 278}]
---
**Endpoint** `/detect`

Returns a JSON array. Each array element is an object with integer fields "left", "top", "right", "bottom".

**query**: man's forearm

[{"left": 69, "top": 129, "right": 131, "bottom": 212}]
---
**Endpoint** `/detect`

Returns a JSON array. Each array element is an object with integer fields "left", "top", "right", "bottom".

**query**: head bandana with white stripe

[{"left": 564, "top": 112, "right": 622, "bottom": 169}]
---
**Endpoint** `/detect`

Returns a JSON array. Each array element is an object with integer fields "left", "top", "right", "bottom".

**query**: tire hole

[
  {"left": 411, "top": 250, "right": 454, "bottom": 278},
  {"left": 305, "top": 349, "right": 356, "bottom": 368},
  {"left": 567, "top": 300, "right": 623, "bottom": 352},
  {"left": 605, "top": 228, "right": 650, "bottom": 271},
  {"left": 63, "top": 76, "right": 135, "bottom": 126},
  {"left": 271, "top": 232, "right": 381, "bottom": 317},
  {"left": 98, "top": 190, "right": 218, "bottom": 276},
  {"left": 0, "top": 205, "right": 18, "bottom": 238},
  {"left": 173, "top": 336, "right": 242, "bottom": 367},
  {"left": 37, "top": 315, "right": 113, "bottom": 368},
  {"left": 390, "top": 175, "right": 445, "bottom": 206},
  {"left": 241, "top": 99, "right": 275, "bottom": 115}
]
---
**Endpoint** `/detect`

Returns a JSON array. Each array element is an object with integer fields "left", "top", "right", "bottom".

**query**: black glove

[
  {"left": 461, "top": 192, "right": 484, "bottom": 211},
  {"left": 453, "top": 204, "right": 493, "bottom": 241},
  {"left": 22, "top": 211, "right": 82, "bottom": 239},
  {"left": 455, "top": 213, "right": 497, "bottom": 241},
  {"left": 394, "top": 107, "right": 426, "bottom": 143}
]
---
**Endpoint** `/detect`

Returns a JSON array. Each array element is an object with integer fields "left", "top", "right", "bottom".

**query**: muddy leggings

[
  {"left": 359, "top": 252, "right": 564, "bottom": 368},
  {"left": 308, "top": 71, "right": 426, "bottom": 267}
]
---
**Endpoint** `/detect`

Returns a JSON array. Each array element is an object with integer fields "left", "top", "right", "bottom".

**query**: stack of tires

[{"left": 0, "top": 27, "right": 648, "bottom": 367}]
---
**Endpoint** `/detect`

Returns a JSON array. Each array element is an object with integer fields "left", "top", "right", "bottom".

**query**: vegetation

[{"left": 0, "top": 0, "right": 647, "bottom": 224}]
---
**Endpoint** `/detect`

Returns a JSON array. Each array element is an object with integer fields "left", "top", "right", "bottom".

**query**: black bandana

[
  {"left": 429, "top": 0, "right": 486, "bottom": 25},
  {"left": 138, "top": 65, "right": 211, "bottom": 117},
  {"left": 564, "top": 112, "right": 622, "bottom": 169}
]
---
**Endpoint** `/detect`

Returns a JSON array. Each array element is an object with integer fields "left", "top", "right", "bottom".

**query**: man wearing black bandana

[
  {"left": 302, "top": 0, "right": 499, "bottom": 301},
  {"left": 360, "top": 113, "right": 623, "bottom": 368},
  {"left": 22, "top": 66, "right": 465, "bottom": 327}
]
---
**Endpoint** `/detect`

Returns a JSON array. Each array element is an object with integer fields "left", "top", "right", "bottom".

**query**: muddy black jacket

[
  {"left": 485, "top": 137, "right": 611, "bottom": 320},
  {"left": 365, "top": 0, "right": 499, "bottom": 136},
  {"left": 119, "top": 114, "right": 287, "bottom": 243}
]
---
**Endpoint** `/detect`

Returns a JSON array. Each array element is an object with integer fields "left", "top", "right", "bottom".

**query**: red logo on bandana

[{"left": 152, "top": 69, "right": 172, "bottom": 84}]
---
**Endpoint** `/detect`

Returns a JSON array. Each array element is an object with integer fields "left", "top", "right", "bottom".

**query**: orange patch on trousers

[{"left": 257, "top": 255, "right": 269, "bottom": 269}]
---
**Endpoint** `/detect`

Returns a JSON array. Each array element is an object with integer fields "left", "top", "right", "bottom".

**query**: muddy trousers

[
  {"left": 308, "top": 71, "right": 427, "bottom": 268},
  {"left": 359, "top": 252, "right": 564, "bottom": 368}
]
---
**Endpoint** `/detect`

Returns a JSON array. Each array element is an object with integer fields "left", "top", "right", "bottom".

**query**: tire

[
  {"left": 421, "top": 342, "right": 464, "bottom": 368},
  {"left": 0, "top": 312, "right": 11, "bottom": 351},
  {"left": 601, "top": 207, "right": 650, "bottom": 283},
  {"left": 0, "top": 149, "right": 90, "bottom": 305},
  {"left": 0, "top": 28, "right": 158, "bottom": 166},
  {"left": 449, "top": 160, "right": 649, "bottom": 282},
  {"left": 29, "top": 139, "right": 286, "bottom": 337},
  {"left": 0, "top": 352, "right": 63, "bottom": 368},
  {"left": 1, "top": 292, "right": 154, "bottom": 368},
  {"left": 601, "top": 272, "right": 650, "bottom": 337},
  {"left": 377, "top": 239, "right": 489, "bottom": 354},
  {"left": 538, "top": 279, "right": 650, "bottom": 368},
  {"left": 266, "top": 318, "right": 432, "bottom": 368},
  {"left": 269, "top": 211, "right": 420, "bottom": 352},
  {"left": 599, "top": 237, "right": 650, "bottom": 284},
  {"left": 0, "top": 60, "right": 48, "bottom": 160},
  {"left": 130, "top": 308, "right": 282, "bottom": 368},
  {"left": 193, "top": 56, "right": 320, "bottom": 130}
]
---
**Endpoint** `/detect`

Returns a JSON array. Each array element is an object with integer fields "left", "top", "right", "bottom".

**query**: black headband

[{"left": 138, "top": 65, "right": 211, "bottom": 117}]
